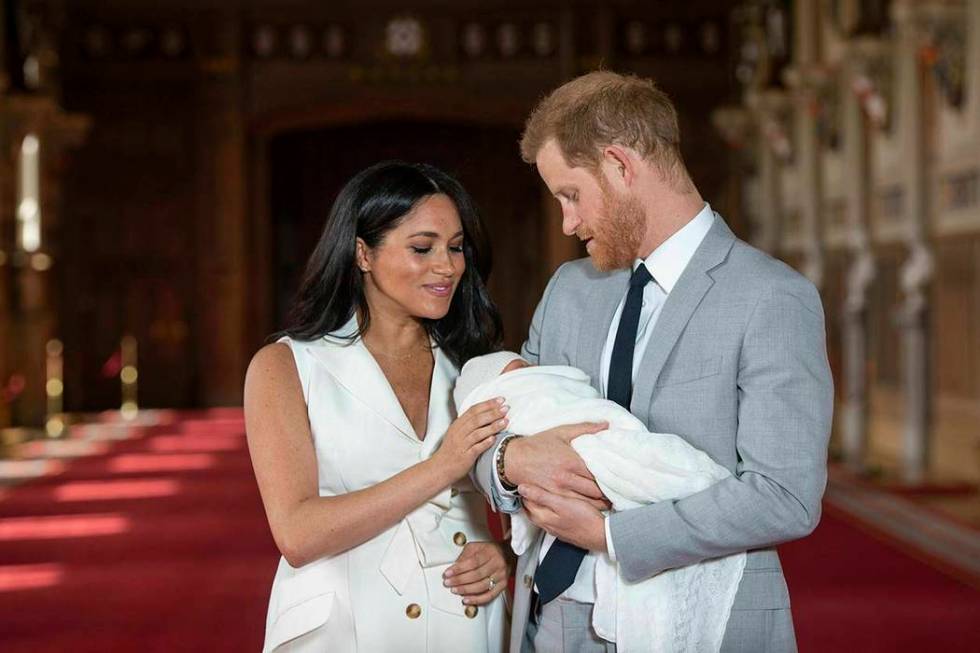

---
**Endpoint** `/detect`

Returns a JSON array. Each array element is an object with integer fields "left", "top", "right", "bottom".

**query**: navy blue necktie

[{"left": 533, "top": 263, "right": 653, "bottom": 606}]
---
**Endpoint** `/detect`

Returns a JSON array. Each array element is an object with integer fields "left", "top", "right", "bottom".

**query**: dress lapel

[
  {"left": 307, "top": 318, "right": 458, "bottom": 447},
  {"left": 307, "top": 319, "right": 418, "bottom": 443},
  {"left": 575, "top": 268, "right": 629, "bottom": 390},
  {"left": 630, "top": 215, "right": 736, "bottom": 413},
  {"left": 420, "top": 346, "right": 458, "bottom": 458}
]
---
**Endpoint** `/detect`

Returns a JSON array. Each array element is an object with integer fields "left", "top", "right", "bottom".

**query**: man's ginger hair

[{"left": 520, "top": 71, "right": 687, "bottom": 184}]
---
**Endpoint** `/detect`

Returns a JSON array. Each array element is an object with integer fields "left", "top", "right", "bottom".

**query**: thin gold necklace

[{"left": 365, "top": 340, "right": 432, "bottom": 362}]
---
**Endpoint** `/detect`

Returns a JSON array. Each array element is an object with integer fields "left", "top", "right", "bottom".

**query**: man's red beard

[{"left": 584, "top": 181, "right": 646, "bottom": 272}]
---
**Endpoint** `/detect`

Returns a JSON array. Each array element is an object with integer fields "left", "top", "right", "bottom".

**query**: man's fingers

[
  {"left": 517, "top": 484, "right": 548, "bottom": 506},
  {"left": 559, "top": 473, "right": 605, "bottom": 501}
]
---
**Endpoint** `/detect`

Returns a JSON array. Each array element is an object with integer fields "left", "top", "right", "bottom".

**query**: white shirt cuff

[{"left": 604, "top": 516, "right": 617, "bottom": 561}]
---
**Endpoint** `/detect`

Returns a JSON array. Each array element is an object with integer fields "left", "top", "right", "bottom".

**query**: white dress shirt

[{"left": 492, "top": 202, "right": 716, "bottom": 604}]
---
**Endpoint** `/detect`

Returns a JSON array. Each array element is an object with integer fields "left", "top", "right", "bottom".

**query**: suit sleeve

[
  {"left": 608, "top": 277, "right": 833, "bottom": 582},
  {"left": 471, "top": 263, "right": 566, "bottom": 508}
]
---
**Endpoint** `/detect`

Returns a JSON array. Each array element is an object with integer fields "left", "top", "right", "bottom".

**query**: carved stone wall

[{"left": 31, "top": 0, "right": 740, "bottom": 412}]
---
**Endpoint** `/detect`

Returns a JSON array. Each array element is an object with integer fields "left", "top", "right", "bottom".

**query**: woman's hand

[
  {"left": 443, "top": 541, "right": 512, "bottom": 606},
  {"left": 432, "top": 398, "right": 508, "bottom": 482}
]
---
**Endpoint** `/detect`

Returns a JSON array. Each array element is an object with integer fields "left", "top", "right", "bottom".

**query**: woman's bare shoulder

[{"left": 245, "top": 342, "right": 300, "bottom": 394}]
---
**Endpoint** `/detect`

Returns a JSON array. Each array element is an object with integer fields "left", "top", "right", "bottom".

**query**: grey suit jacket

[{"left": 474, "top": 215, "right": 833, "bottom": 653}]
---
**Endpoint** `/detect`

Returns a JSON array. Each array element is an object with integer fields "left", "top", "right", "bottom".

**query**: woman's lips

[{"left": 424, "top": 283, "right": 453, "bottom": 297}]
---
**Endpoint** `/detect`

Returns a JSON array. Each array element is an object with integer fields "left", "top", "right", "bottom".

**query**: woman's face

[{"left": 357, "top": 193, "right": 466, "bottom": 322}]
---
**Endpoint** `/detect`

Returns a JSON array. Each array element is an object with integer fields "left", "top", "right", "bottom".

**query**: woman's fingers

[
  {"left": 450, "top": 559, "right": 509, "bottom": 596},
  {"left": 460, "top": 580, "right": 508, "bottom": 606},
  {"left": 469, "top": 419, "right": 508, "bottom": 443},
  {"left": 465, "top": 399, "right": 507, "bottom": 429},
  {"left": 445, "top": 558, "right": 495, "bottom": 588},
  {"left": 445, "top": 545, "right": 486, "bottom": 577}
]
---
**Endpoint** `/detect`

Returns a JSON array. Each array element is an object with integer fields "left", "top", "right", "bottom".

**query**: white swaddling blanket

[{"left": 457, "top": 364, "right": 746, "bottom": 653}]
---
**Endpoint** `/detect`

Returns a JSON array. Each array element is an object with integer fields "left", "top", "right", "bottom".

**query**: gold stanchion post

[
  {"left": 120, "top": 335, "right": 138, "bottom": 420},
  {"left": 45, "top": 339, "right": 64, "bottom": 437}
]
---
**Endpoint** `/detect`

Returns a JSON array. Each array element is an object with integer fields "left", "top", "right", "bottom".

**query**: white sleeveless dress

[{"left": 262, "top": 319, "right": 507, "bottom": 653}]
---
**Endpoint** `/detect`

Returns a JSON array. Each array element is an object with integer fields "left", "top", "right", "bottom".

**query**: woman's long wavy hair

[{"left": 279, "top": 160, "right": 503, "bottom": 368}]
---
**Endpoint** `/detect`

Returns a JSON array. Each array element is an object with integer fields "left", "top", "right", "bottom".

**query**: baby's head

[
  {"left": 501, "top": 358, "right": 532, "bottom": 375},
  {"left": 453, "top": 351, "right": 532, "bottom": 410}
]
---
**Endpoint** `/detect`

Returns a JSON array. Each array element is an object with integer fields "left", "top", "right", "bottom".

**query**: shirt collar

[{"left": 635, "top": 202, "right": 715, "bottom": 294}]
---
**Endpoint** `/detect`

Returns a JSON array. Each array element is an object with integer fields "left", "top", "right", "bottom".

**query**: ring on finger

[{"left": 487, "top": 575, "right": 496, "bottom": 591}]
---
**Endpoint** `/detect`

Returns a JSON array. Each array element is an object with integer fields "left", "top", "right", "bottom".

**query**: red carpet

[{"left": 0, "top": 410, "right": 977, "bottom": 652}]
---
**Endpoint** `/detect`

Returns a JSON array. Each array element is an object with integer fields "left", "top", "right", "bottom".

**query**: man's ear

[
  {"left": 600, "top": 145, "right": 635, "bottom": 191},
  {"left": 355, "top": 238, "right": 371, "bottom": 272}
]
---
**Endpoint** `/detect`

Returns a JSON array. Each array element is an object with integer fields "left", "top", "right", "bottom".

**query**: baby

[{"left": 454, "top": 351, "right": 746, "bottom": 653}]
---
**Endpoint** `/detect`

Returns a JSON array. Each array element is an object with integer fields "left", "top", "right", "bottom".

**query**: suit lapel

[
  {"left": 575, "top": 268, "right": 629, "bottom": 390},
  {"left": 631, "top": 216, "right": 736, "bottom": 413}
]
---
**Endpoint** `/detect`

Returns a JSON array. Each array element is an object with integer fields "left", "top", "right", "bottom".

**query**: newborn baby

[{"left": 454, "top": 351, "right": 746, "bottom": 653}]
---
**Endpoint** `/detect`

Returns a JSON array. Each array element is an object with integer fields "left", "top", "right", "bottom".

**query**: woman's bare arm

[{"left": 244, "top": 343, "right": 504, "bottom": 568}]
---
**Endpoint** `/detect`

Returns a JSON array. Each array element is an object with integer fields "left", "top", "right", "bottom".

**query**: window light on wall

[{"left": 17, "top": 133, "right": 41, "bottom": 253}]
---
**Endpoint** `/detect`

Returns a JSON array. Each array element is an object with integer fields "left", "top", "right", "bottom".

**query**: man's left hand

[{"left": 519, "top": 484, "right": 607, "bottom": 552}]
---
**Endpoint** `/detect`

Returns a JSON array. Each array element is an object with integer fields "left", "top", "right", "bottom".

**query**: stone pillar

[
  {"left": 839, "top": 41, "right": 880, "bottom": 471},
  {"left": 747, "top": 91, "right": 791, "bottom": 254},
  {"left": 786, "top": 0, "right": 825, "bottom": 290},
  {"left": 195, "top": 15, "right": 248, "bottom": 406},
  {"left": 0, "top": 96, "right": 89, "bottom": 427},
  {"left": 892, "top": 0, "right": 935, "bottom": 483},
  {"left": 711, "top": 104, "right": 757, "bottom": 246}
]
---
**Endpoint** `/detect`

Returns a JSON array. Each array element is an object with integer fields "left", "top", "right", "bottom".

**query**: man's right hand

[{"left": 504, "top": 422, "right": 610, "bottom": 509}]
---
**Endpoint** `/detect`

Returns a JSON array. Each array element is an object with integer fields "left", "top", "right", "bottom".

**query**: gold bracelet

[{"left": 496, "top": 435, "right": 521, "bottom": 491}]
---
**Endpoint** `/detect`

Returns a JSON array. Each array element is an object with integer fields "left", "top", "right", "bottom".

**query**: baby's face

[{"left": 501, "top": 359, "right": 532, "bottom": 375}]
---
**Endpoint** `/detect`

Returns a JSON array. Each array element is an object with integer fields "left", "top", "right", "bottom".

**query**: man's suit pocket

[
  {"left": 656, "top": 355, "right": 722, "bottom": 387},
  {"left": 722, "top": 569, "right": 797, "bottom": 652},
  {"left": 730, "top": 568, "right": 791, "bottom": 610}
]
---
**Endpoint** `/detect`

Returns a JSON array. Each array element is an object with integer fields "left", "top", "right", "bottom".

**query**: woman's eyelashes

[{"left": 409, "top": 243, "right": 465, "bottom": 255}]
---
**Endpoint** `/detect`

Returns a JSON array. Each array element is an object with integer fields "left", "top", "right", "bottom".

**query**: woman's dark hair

[{"left": 279, "top": 160, "right": 503, "bottom": 367}]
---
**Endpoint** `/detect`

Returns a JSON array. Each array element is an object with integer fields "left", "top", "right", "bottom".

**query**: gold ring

[{"left": 488, "top": 575, "right": 496, "bottom": 591}]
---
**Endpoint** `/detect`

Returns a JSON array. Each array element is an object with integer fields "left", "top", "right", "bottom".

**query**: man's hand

[
  {"left": 504, "top": 422, "right": 609, "bottom": 508},
  {"left": 519, "top": 484, "right": 608, "bottom": 552}
]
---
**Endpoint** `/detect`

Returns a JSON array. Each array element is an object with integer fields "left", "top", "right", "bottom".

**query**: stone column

[
  {"left": 195, "top": 15, "right": 248, "bottom": 406},
  {"left": 839, "top": 40, "right": 881, "bottom": 471},
  {"left": 711, "top": 104, "right": 758, "bottom": 246},
  {"left": 786, "top": 0, "right": 825, "bottom": 290},
  {"left": 892, "top": 0, "right": 935, "bottom": 483},
  {"left": 0, "top": 96, "right": 89, "bottom": 427},
  {"left": 747, "top": 90, "right": 791, "bottom": 254}
]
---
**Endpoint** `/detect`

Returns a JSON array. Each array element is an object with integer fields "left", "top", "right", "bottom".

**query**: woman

[{"left": 245, "top": 161, "right": 512, "bottom": 652}]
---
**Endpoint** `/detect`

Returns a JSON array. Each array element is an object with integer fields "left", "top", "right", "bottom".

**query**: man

[{"left": 471, "top": 71, "right": 833, "bottom": 652}]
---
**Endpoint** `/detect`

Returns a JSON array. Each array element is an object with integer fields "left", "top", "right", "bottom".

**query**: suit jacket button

[
  {"left": 406, "top": 603, "right": 422, "bottom": 619},
  {"left": 464, "top": 605, "right": 478, "bottom": 618},
  {"left": 523, "top": 575, "right": 533, "bottom": 588},
  {"left": 453, "top": 532, "right": 467, "bottom": 546}
]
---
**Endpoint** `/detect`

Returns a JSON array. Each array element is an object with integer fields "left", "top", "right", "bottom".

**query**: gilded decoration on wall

[
  {"left": 732, "top": 1, "right": 789, "bottom": 90},
  {"left": 384, "top": 16, "right": 427, "bottom": 59},
  {"left": 922, "top": 21, "right": 966, "bottom": 111},
  {"left": 461, "top": 22, "right": 486, "bottom": 58},
  {"left": 942, "top": 169, "right": 979, "bottom": 213},
  {"left": 815, "top": 77, "right": 842, "bottom": 151},
  {"left": 857, "top": 52, "right": 893, "bottom": 133}
]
